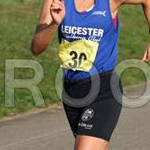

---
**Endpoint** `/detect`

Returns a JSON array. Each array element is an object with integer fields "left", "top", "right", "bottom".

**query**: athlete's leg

[
  {"left": 63, "top": 102, "right": 84, "bottom": 138},
  {"left": 105, "top": 147, "right": 109, "bottom": 150},
  {"left": 62, "top": 76, "right": 91, "bottom": 138},
  {"left": 74, "top": 135, "right": 109, "bottom": 150}
]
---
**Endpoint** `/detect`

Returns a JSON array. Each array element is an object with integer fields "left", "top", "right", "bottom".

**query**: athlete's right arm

[{"left": 31, "top": 0, "right": 65, "bottom": 56}]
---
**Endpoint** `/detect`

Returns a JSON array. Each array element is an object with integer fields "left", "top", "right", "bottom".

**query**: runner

[{"left": 31, "top": 0, "right": 150, "bottom": 149}]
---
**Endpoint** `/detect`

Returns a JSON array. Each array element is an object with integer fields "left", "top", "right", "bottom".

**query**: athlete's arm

[
  {"left": 31, "top": 0, "right": 65, "bottom": 56},
  {"left": 111, "top": 0, "right": 150, "bottom": 62}
]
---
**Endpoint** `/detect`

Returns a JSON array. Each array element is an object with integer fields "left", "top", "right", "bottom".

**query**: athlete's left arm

[{"left": 115, "top": 0, "right": 150, "bottom": 62}]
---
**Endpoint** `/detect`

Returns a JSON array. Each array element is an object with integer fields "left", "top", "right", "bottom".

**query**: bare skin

[
  {"left": 31, "top": 0, "right": 150, "bottom": 149},
  {"left": 31, "top": 0, "right": 65, "bottom": 55},
  {"left": 74, "top": 135, "right": 109, "bottom": 150}
]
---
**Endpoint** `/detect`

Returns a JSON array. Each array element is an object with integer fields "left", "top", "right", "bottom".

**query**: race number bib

[{"left": 58, "top": 39, "right": 99, "bottom": 72}]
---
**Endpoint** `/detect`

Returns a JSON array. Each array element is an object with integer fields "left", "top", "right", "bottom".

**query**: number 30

[{"left": 68, "top": 51, "right": 87, "bottom": 68}]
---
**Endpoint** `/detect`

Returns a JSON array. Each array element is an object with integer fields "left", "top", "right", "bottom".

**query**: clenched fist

[{"left": 50, "top": 0, "right": 66, "bottom": 25}]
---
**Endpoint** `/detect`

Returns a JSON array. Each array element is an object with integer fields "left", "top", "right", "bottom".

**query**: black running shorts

[{"left": 62, "top": 70, "right": 123, "bottom": 142}]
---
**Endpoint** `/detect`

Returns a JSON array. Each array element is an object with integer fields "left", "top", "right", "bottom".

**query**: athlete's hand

[
  {"left": 142, "top": 41, "right": 150, "bottom": 62},
  {"left": 50, "top": 0, "right": 65, "bottom": 25}
]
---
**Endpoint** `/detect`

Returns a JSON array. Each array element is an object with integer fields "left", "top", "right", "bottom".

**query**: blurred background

[{"left": 0, "top": 0, "right": 149, "bottom": 118}]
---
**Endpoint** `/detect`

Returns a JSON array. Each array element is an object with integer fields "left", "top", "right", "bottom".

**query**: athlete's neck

[{"left": 74, "top": 0, "right": 95, "bottom": 12}]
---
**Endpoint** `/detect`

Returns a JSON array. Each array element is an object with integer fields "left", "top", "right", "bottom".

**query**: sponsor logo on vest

[
  {"left": 92, "top": 10, "right": 107, "bottom": 17},
  {"left": 61, "top": 25, "right": 104, "bottom": 42}
]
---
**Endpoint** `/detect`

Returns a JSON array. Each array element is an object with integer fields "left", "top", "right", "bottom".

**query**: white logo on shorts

[
  {"left": 82, "top": 108, "right": 94, "bottom": 122},
  {"left": 78, "top": 122, "right": 93, "bottom": 130}
]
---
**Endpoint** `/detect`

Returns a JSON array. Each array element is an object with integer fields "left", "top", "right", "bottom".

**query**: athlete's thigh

[
  {"left": 74, "top": 98, "right": 122, "bottom": 150},
  {"left": 75, "top": 135, "right": 108, "bottom": 150},
  {"left": 63, "top": 102, "right": 84, "bottom": 137},
  {"left": 76, "top": 97, "right": 122, "bottom": 141},
  {"left": 62, "top": 76, "right": 92, "bottom": 137}
]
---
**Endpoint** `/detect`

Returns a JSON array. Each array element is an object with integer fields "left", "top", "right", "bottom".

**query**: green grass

[
  {"left": 118, "top": 5, "right": 150, "bottom": 85},
  {"left": 0, "top": 0, "right": 149, "bottom": 118}
]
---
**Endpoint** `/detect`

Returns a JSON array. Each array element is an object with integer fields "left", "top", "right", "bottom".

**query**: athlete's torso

[{"left": 58, "top": 0, "right": 119, "bottom": 79}]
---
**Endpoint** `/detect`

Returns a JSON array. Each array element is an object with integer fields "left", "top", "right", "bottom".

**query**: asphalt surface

[{"left": 0, "top": 83, "right": 150, "bottom": 150}]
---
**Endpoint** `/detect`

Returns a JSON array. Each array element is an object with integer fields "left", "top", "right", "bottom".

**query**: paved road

[{"left": 0, "top": 83, "right": 150, "bottom": 150}]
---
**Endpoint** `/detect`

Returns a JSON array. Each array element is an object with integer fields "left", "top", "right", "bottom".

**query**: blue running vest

[{"left": 58, "top": 0, "right": 119, "bottom": 79}]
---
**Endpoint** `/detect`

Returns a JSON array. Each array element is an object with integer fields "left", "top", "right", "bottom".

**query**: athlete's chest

[
  {"left": 60, "top": 13, "right": 111, "bottom": 43},
  {"left": 60, "top": 0, "right": 112, "bottom": 42}
]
